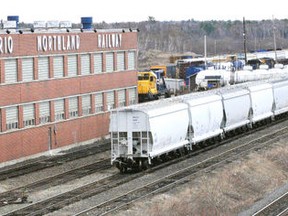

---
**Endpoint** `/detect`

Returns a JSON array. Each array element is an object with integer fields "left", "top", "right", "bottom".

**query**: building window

[
  {"left": 95, "top": 93, "right": 103, "bottom": 113},
  {"left": 54, "top": 99, "right": 65, "bottom": 121},
  {"left": 128, "top": 88, "right": 137, "bottom": 105},
  {"left": 22, "top": 58, "right": 34, "bottom": 82},
  {"left": 23, "top": 104, "right": 35, "bottom": 127},
  {"left": 118, "top": 89, "right": 126, "bottom": 107},
  {"left": 69, "top": 97, "right": 78, "bottom": 118},
  {"left": 117, "top": 52, "right": 125, "bottom": 71},
  {"left": 94, "top": 53, "right": 103, "bottom": 74},
  {"left": 5, "top": 59, "right": 17, "bottom": 84},
  {"left": 106, "top": 91, "right": 115, "bottom": 110},
  {"left": 38, "top": 57, "right": 50, "bottom": 80},
  {"left": 67, "top": 55, "right": 78, "bottom": 77},
  {"left": 39, "top": 101, "right": 50, "bottom": 124},
  {"left": 82, "top": 95, "right": 91, "bottom": 116},
  {"left": 53, "top": 56, "right": 64, "bottom": 78},
  {"left": 105, "top": 52, "right": 114, "bottom": 72},
  {"left": 128, "top": 51, "right": 136, "bottom": 70},
  {"left": 81, "top": 54, "right": 91, "bottom": 75},
  {"left": 6, "top": 106, "right": 18, "bottom": 130}
]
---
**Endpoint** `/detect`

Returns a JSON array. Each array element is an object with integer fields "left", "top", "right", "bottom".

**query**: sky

[{"left": 1, "top": 0, "right": 287, "bottom": 24}]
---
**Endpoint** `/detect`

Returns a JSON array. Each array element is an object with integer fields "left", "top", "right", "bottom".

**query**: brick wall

[{"left": 0, "top": 30, "right": 138, "bottom": 163}]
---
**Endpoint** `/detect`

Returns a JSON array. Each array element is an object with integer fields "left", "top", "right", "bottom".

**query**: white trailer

[{"left": 164, "top": 78, "right": 185, "bottom": 95}]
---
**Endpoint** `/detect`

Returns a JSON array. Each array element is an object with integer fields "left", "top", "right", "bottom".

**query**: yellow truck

[{"left": 138, "top": 70, "right": 170, "bottom": 102}]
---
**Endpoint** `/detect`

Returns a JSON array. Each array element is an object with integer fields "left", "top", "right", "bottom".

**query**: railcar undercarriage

[{"left": 114, "top": 157, "right": 150, "bottom": 173}]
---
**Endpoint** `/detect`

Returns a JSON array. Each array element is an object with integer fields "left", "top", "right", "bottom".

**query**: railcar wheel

[
  {"left": 178, "top": 148, "right": 185, "bottom": 157},
  {"left": 266, "top": 118, "right": 272, "bottom": 124},
  {"left": 183, "top": 147, "right": 190, "bottom": 154},
  {"left": 212, "top": 136, "right": 218, "bottom": 143},
  {"left": 152, "top": 158, "right": 160, "bottom": 165},
  {"left": 160, "top": 154, "right": 168, "bottom": 162},
  {"left": 241, "top": 125, "right": 247, "bottom": 132},
  {"left": 142, "top": 160, "right": 150, "bottom": 170},
  {"left": 206, "top": 139, "right": 213, "bottom": 145},
  {"left": 236, "top": 128, "right": 242, "bottom": 134},
  {"left": 119, "top": 165, "right": 127, "bottom": 174},
  {"left": 200, "top": 140, "right": 207, "bottom": 147}
]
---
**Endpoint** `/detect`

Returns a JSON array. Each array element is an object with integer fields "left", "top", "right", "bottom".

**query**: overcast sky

[{"left": 1, "top": 0, "right": 287, "bottom": 23}]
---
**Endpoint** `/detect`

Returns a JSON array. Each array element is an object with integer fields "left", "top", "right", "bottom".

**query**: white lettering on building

[
  {"left": 37, "top": 35, "right": 80, "bottom": 52},
  {"left": 98, "top": 33, "right": 122, "bottom": 49},
  {"left": 0, "top": 36, "right": 13, "bottom": 54}
]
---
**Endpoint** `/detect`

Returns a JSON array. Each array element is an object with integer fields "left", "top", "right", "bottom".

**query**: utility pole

[
  {"left": 272, "top": 15, "right": 278, "bottom": 63},
  {"left": 243, "top": 17, "right": 247, "bottom": 64},
  {"left": 204, "top": 35, "right": 207, "bottom": 69},
  {"left": 214, "top": 40, "right": 217, "bottom": 56}
]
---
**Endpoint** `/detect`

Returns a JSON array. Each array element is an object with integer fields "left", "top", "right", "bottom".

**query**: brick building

[{"left": 0, "top": 21, "right": 138, "bottom": 164}]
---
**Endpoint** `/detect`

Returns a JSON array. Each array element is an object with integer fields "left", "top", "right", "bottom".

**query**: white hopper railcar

[
  {"left": 110, "top": 99, "right": 190, "bottom": 172},
  {"left": 182, "top": 93, "right": 224, "bottom": 144},
  {"left": 246, "top": 83, "right": 274, "bottom": 124},
  {"left": 217, "top": 87, "right": 251, "bottom": 133},
  {"left": 110, "top": 78, "right": 288, "bottom": 173},
  {"left": 271, "top": 79, "right": 288, "bottom": 116}
]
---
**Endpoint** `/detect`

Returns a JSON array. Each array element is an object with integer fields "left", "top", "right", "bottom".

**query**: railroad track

[
  {"left": 2, "top": 173, "right": 142, "bottom": 215},
  {"left": 252, "top": 191, "right": 288, "bottom": 216},
  {"left": 0, "top": 141, "right": 110, "bottom": 180},
  {"left": 72, "top": 126, "right": 288, "bottom": 216},
  {"left": 0, "top": 158, "right": 111, "bottom": 207},
  {"left": 3, "top": 121, "right": 287, "bottom": 215}
]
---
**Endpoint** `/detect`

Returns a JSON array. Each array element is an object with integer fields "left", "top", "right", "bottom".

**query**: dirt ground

[{"left": 113, "top": 138, "right": 288, "bottom": 216}]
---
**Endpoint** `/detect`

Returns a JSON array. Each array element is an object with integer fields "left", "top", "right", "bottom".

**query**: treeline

[
  {"left": 94, "top": 18, "right": 288, "bottom": 56},
  {"left": 19, "top": 18, "right": 288, "bottom": 64}
]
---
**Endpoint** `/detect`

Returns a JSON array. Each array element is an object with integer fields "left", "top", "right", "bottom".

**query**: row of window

[
  {"left": 1, "top": 50, "right": 136, "bottom": 84},
  {"left": 0, "top": 87, "right": 137, "bottom": 133}
]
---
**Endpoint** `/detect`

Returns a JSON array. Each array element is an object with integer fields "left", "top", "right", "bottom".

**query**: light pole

[{"left": 243, "top": 17, "right": 247, "bottom": 64}]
